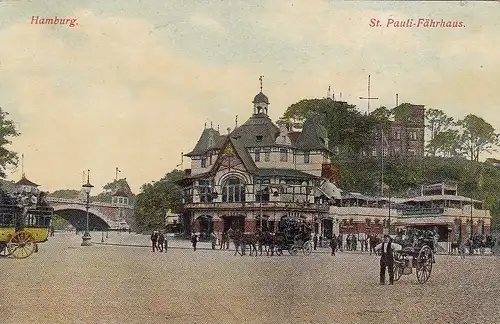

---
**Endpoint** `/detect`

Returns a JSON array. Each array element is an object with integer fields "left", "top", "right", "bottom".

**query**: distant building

[{"left": 363, "top": 103, "right": 425, "bottom": 159}]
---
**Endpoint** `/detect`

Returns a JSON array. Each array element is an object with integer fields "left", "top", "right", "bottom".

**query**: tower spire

[
  {"left": 235, "top": 115, "right": 238, "bottom": 128},
  {"left": 259, "top": 75, "right": 264, "bottom": 92},
  {"left": 327, "top": 86, "right": 331, "bottom": 99},
  {"left": 396, "top": 93, "right": 399, "bottom": 106},
  {"left": 21, "top": 153, "right": 25, "bottom": 177}
]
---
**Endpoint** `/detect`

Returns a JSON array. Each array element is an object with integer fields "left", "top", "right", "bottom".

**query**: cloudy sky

[{"left": 0, "top": 0, "right": 499, "bottom": 194}]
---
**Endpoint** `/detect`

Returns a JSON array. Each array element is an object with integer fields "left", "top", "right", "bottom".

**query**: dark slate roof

[
  {"left": 252, "top": 92, "right": 269, "bottom": 104},
  {"left": 295, "top": 116, "right": 330, "bottom": 152},
  {"left": 288, "top": 131, "right": 301, "bottom": 146},
  {"left": 229, "top": 136, "right": 258, "bottom": 173},
  {"left": 185, "top": 128, "right": 222, "bottom": 157},
  {"left": 112, "top": 189, "right": 129, "bottom": 197},
  {"left": 256, "top": 168, "right": 319, "bottom": 179},
  {"left": 230, "top": 114, "right": 280, "bottom": 148},
  {"left": 15, "top": 176, "right": 39, "bottom": 187}
]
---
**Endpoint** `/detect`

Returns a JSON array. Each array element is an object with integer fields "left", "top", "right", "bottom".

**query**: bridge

[{"left": 46, "top": 197, "right": 135, "bottom": 231}]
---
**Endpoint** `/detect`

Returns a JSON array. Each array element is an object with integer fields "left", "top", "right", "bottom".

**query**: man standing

[
  {"left": 210, "top": 230, "right": 217, "bottom": 250},
  {"left": 313, "top": 233, "right": 318, "bottom": 251},
  {"left": 150, "top": 231, "right": 158, "bottom": 252},
  {"left": 375, "top": 234, "right": 402, "bottom": 285},
  {"left": 330, "top": 234, "right": 337, "bottom": 256}
]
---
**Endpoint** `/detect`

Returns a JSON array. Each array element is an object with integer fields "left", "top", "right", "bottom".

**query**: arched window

[{"left": 222, "top": 177, "right": 246, "bottom": 202}]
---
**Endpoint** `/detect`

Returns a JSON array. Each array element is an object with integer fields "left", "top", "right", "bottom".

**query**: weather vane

[{"left": 259, "top": 75, "right": 264, "bottom": 92}]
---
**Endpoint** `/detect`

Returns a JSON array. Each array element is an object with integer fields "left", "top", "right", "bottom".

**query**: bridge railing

[{"left": 46, "top": 197, "right": 132, "bottom": 209}]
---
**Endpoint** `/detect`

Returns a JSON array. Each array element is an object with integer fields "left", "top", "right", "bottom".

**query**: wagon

[
  {"left": 392, "top": 240, "right": 434, "bottom": 284},
  {"left": 0, "top": 192, "right": 53, "bottom": 259},
  {"left": 275, "top": 216, "right": 313, "bottom": 256}
]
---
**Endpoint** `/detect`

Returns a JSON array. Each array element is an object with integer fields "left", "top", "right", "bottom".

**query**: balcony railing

[
  {"left": 184, "top": 201, "right": 329, "bottom": 212},
  {"left": 401, "top": 207, "right": 445, "bottom": 216}
]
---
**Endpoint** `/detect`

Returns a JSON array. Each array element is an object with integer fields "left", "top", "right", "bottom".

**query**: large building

[
  {"left": 364, "top": 103, "right": 426, "bottom": 159},
  {"left": 179, "top": 89, "right": 339, "bottom": 237}
]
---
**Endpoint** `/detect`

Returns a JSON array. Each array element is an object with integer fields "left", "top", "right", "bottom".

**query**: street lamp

[{"left": 81, "top": 169, "right": 94, "bottom": 246}]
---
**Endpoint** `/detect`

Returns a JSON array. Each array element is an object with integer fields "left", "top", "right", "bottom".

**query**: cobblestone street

[{"left": 1, "top": 232, "right": 499, "bottom": 324}]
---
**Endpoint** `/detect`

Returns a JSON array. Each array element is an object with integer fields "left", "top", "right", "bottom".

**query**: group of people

[{"left": 150, "top": 230, "right": 168, "bottom": 252}]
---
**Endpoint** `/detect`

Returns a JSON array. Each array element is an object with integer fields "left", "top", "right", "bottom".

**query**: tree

[
  {"left": 0, "top": 107, "right": 20, "bottom": 179},
  {"left": 458, "top": 114, "right": 499, "bottom": 161},
  {"left": 283, "top": 99, "right": 377, "bottom": 158},
  {"left": 48, "top": 189, "right": 80, "bottom": 199},
  {"left": 429, "top": 129, "right": 463, "bottom": 158},
  {"left": 425, "top": 109, "right": 455, "bottom": 156},
  {"left": 94, "top": 178, "right": 134, "bottom": 203},
  {"left": 134, "top": 170, "right": 186, "bottom": 230}
]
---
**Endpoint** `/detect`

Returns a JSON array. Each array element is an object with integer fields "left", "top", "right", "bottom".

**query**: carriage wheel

[
  {"left": 0, "top": 243, "right": 10, "bottom": 258},
  {"left": 7, "top": 231, "right": 36, "bottom": 259},
  {"left": 288, "top": 245, "right": 298, "bottom": 256},
  {"left": 416, "top": 245, "right": 433, "bottom": 284},
  {"left": 393, "top": 253, "right": 403, "bottom": 281},
  {"left": 302, "top": 241, "right": 312, "bottom": 256}
]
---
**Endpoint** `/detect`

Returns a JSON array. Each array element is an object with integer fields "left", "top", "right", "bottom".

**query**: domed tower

[{"left": 253, "top": 75, "right": 269, "bottom": 115}]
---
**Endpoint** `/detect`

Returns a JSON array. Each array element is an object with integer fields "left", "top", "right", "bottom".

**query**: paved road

[{"left": 0, "top": 233, "right": 499, "bottom": 324}]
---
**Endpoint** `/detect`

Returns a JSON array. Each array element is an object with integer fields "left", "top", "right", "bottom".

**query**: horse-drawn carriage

[
  {"left": 0, "top": 191, "right": 53, "bottom": 259},
  {"left": 392, "top": 229, "right": 435, "bottom": 284},
  {"left": 274, "top": 216, "right": 313, "bottom": 256}
]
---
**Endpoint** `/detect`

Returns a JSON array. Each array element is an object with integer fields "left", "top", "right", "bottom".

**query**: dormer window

[{"left": 256, "top": 136, "right": 263, "bottom": 142}]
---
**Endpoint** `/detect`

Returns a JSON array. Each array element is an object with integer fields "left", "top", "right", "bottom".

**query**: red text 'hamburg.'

[{"left": 31, "top": 16, "right": 78, "bottom": 27}]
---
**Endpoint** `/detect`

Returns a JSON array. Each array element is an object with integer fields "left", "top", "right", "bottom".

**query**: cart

[
  {"left": 0, "top": 192, "right": 53, "bottom": 259},
  {"left": 393, "top": 242, "right": 434, "bottom": 284}
]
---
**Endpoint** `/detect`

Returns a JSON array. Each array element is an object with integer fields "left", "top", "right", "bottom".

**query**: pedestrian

[
  {"left": 191, "top": 233, "right": 198, "bottom": 251},
  {"left": 375, "top": 234, "right": 402, "bottom": 285},
  {"left": 210, "top": 230, "right": 217, "bottom": 250},
  {"left": 313, "top": 233, "right": 318, "bottom": 251},
  {"left": 330, "top": 234, "right": 337, "bottom": 256},
  {"left": 150, "top": 230, "right": 158, "bottom": 252},
  {"left": 364, "top": 238, "right": 368, "bottom": 252},
  {"left": 157, "top": 232, "right": 165, "bottom": 252},
  {"left": 164, "top": 234, "right": 168, "bottom": 253}
]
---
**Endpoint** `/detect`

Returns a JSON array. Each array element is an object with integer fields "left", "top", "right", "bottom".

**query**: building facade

[
  {"left": 364, "top": 103, "right": 426, "bottom": 159},
  {"left": 179, "top": 90, "right": 337, "bottom": 237}
]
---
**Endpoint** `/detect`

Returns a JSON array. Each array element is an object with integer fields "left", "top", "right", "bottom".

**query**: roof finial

[
  {"left": 332, "top": 90, "right": 335, "bottom": 101},
  {"left": 327, "top": 86, "right": 331, "bottom": 99},
  {"left": 235, "top": 115, "right": 238, "bottom": 128},
  {"left": 210, "top": 121, "right": 213, "bottom": 128},
  {"left": 259, "top": 75, "right": 264, "bottom": 92},
  {"left": 204, "top": 122, "right": 207, "bottom": 129},
  {"left": 217, "top": 124, "right": 220, "bottom": 132}
]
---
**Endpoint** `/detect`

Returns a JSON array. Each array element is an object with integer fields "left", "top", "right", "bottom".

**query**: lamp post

[
  {"left": 388, "top": 186, "right": 391, "bottom": 235},
  {"left": 470, "top": 195, "right": 473, "bottom": 241},
  {"left": 81, "top": 169, "right": 94, "bottom": 246}
]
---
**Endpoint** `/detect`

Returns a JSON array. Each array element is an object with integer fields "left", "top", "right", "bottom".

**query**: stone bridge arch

[{"left": 52, "top": 203, "right": 114, "bottom": 230}]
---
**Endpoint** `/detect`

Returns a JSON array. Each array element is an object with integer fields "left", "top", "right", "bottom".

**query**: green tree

[
  {"left": 134, "top": 170, "right": 186, "bottom": 230},
  {"left": 283, "top": 99, "right": 377, "bottom": 158},
  {"left": 48, "top": 189, "right": 80, "bottom": 199},
  {"left": 425, "top": 109, "right": 456, "bottom": 156},
  {"left": 458, "top": 114, "right": 499, "bottom": 161},
  {"left": 429, "top": 129, "right": 463, "bottom": 158},
  {"left": 0, "top": 107, "right": 20, "bottom": 178},
  {"left": 94, "top": 178, "right": 134, "bottom": 204}
]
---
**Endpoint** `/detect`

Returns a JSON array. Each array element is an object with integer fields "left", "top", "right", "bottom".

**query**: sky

[{"left": 0, "top": 0, "right": 499, "bottom": 194}]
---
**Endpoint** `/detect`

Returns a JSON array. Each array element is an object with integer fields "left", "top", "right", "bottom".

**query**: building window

[
  {"left": 280, "top": 148, "right": 288, "bottom": 162},
  {"left": 282, "top": 136, "right": 286, "bottom": 143},
  {"left": 408, "top": 149, "right": 416, "bottom": 156},
  {"left": 256, "top": 136, "right": 263, "bottom": 142},
  {"left": 222, "top": 177, "right": 245, "bottom": 202},
  {"left": 409, "top": 131, "right": 417, "bottom": 141},
  {"left": 372, "top": 148, "right": 377, "bottom": 157},
  {"left": 199, "top": 180, "right": 213, "bottom": 203},
  {"left": 304, "top": 152, "right": 310, "bottom": 163},
  {"left": 383, "top": 147, "right": 388, "bottom": 157},
  {"left": 255, "top": 149, "right": 261, "bottom": 162},
  {"left": 201, "top": 158, "right": 207, "bottom": 168},
  {"left": 264, "top": 148, "right": 270, "bottom": 162},
  {"left": 393, "top": 131, "right": 400, "bottom": 140}
]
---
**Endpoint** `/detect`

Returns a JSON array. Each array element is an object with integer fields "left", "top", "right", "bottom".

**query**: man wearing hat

[{"left": 375, "top": 234, "right": 402, "bottom": 285}]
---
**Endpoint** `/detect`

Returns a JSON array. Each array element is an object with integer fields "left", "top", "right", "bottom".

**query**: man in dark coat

[
  {"left": 330, "top": 234, "right": 337, "bottom": 256},
  {"left": 150, "top": 231, "right": 158, "bottom": 252},
  {"left": 157, "top": 232, "right": 165, "bottom": 252},
  {"left": 191, "top": 233, "right": 198, "bottom": 251},
  {"left": 375, "top": 234, "right": 402, "bottom": 285},
  {"left": 313, "top": 234, "right": 318, "bottom": 251}
]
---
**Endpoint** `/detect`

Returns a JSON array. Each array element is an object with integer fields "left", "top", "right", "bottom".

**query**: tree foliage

[
  {"left": 94, "top": 178, "right": 134, "bottom": 203},
  {"left": 48, "top": 189, "right": 80, "bottom": 199},
  {"left": 134, "top": 170, "right": 186, "bottom": 230},
  {"left": 458, "top": 114, "right": 499, "bottom": 161},
  {"left": 283, "top": 99, "right": 379, "bottom": 158},
  {"left": 0, "top": 107, "right": 20, "bottom": 179},
  {"left": 425, "top": 109, "right": 456, "bottom": 156}
]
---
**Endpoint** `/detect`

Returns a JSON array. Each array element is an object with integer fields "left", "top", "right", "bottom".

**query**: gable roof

[
  {"left": 15, "top": 176, "right": 39, "bottom": 187},
  {"left": 295, "top": 116, "right": 330, "bottom": 152},
  {"left": 185, "top": 128, "right": 224, "bottom": 157},
  {"left": 230, "top": 114, "right": 280, "bottom": 148}
]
